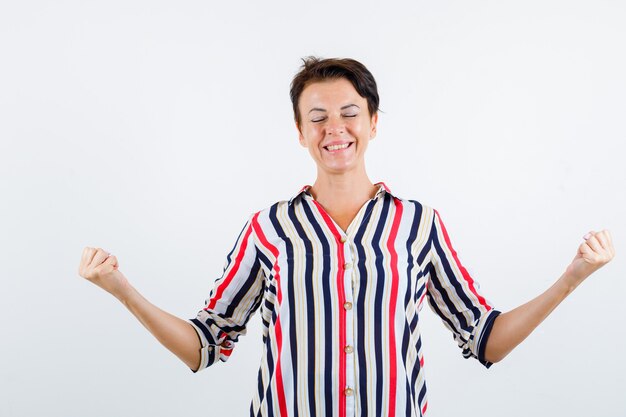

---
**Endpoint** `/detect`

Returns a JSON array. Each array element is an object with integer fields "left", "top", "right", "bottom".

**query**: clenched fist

[
  {"left": 78, "top": 247, "right": 130, "bottom": 299},
  {"left": 564, "top": 230, "right": 615, "bottom": 288}
]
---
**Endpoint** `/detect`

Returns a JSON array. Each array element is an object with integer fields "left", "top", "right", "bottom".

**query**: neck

[{"left": 309, "top": 169, "right": 378, "bottom": 211}]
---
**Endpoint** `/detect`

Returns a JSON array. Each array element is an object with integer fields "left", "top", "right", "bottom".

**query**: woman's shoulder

[
  {"left": 243, "top": 198, "right": 293, "bottom": 221},
  {"left": 379, "top": 187, "right": 437, "bottom": 217},
  {"left": 397, "top": 197, "right": 439, "bottom": 227},
  {"left": 396, "top": 195, "right": 433, "bottom": 209}
]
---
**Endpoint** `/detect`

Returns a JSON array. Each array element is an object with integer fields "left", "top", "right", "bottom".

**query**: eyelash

[{"left": 312, "top": 114, "right": 357, "bottom": 123}]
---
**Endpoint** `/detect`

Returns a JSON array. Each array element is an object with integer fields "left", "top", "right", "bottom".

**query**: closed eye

[{"left": 311, "top": 114, "right": 357, "bottom": 123}]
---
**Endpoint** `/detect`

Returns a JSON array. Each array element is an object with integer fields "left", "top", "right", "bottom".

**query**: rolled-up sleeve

[
  {"left": 426, "top": 209, "right": 501, "bottom": 368},
  {"left": 189, "top": 213, "right": 265, "bottom": 372}
]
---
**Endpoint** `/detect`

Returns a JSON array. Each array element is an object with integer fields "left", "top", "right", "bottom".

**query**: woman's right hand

[{"left": 79, "top": 247, "right": 130, "bottom": 299}]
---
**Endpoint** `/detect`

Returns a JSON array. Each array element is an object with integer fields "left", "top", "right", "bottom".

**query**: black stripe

[
  {"left": 263, "top": 329, "right": 275, "bottom": 417},
  {"left": 430, "top": 215, "right": 481, "bottom": 328},
  {"left": 190, "top": 317, "right": 218, "bottom": 345},
  {"left": 417, "top": 383, "right": 427, "bottom": 416},
  {"left": 224, "top": 257, "right": 262, "bottom": 318},
  {"left": 254, "top": 364, "right": 264, "bottom": 417},
  {"left": 371, "top": 194, "right": 391, "bottom": 417},
  {"left": 288, "top": 202, "right": 318, "bottom": 417},
  {"left": 402, "top": 201, "right": 422, "bottom": 411},
  {"left": 354, "top": 197, "right": 378, "bottom": 415},
  {"left": 257, "top": 250, "right": 273, "bottom": 276},
  {"left": 425, "top": 261, "right": 469, "bottom": 345},
  {"left": 302, "top": 199, "right": 334, "bottom": 416},
  {"left": 414, "top": 272, "right": 426, "bottom": 304},
  {"left": 477, "top": 309, "right": 501, "bottom": 367},
  {"left": 269, "top": 204, "right": 299, "bottom": 417}
]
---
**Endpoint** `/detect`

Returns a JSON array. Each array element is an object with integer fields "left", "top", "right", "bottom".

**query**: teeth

[{"left": 326, "top": 143, "right": 350, "bottom": 151}]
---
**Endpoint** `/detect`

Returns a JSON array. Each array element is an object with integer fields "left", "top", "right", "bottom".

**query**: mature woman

[{"left": 78, "top": 57, "right": 614, "bottom": 417}]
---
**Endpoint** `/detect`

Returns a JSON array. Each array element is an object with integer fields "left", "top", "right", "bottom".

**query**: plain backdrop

[{"left": 1, "top": 1, "right": 625, "bottom": 416}]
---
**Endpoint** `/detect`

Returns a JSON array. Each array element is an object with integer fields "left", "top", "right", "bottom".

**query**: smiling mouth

[{"left": 324, "top": 142, "right": 353, "bottom": 152}]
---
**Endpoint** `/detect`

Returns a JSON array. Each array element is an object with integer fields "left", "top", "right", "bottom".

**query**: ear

[
  {"left": 369, "top": 112, "right": 378, "bottom": 140},
  {"left": 296, "top": 121, "right": 307, "bottom": 147}
]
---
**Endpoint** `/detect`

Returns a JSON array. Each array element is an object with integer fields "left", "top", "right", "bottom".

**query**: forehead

[{"left": 299, "top": 78, "right": 365, "bottom": 108}]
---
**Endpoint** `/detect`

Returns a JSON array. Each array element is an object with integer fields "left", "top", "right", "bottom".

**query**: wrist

[
  {"left": 114, "top": 280, "right": 137, "bottom": 306},
  {"left": 559, "top": 269, "right": 585, "bottom": 293}
]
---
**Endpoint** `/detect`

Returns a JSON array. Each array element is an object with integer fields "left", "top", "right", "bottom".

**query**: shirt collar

[{"left": 288, "top": 181, "right": 393, "bottom": 206}]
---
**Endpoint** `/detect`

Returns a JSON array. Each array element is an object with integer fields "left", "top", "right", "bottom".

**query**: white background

[{"left": 1, "top": 1, "right": 625, "bottom": 416}]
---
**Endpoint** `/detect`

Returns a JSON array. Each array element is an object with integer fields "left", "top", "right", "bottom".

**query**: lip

[{"left": 323, "top": 141, "right": 354, "bottom": 151}]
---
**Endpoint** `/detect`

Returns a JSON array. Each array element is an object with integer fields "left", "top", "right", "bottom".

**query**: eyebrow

[{"left": 308, "top": 104, "right": 360, "bottom": 114}]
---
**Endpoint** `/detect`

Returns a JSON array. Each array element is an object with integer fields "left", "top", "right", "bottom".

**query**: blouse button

[
  {"left": 344, "top": 345, "right": 354, "bottom": 354},
  {"left": 344, "top": 387, "right": 354, "bottom": 396},
  {"left": 340, "top": 236, "right": 347, "bottom": 243},
  {"left": 343, "top": 262, "right": 352, "bottom": 270},
  {"left": 343, "top": 302, "right": 352, "bottom": 310}
]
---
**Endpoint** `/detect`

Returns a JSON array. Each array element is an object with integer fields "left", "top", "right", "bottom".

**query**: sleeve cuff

[
  {"left": 188, "top": 319, "right": 235, "bottom": 373},
  {"left": 188, "top": 319, "right": 214, "bottom": 373},
  {"left": 476, "top": 309, "right": 502, "bottom": 369}
]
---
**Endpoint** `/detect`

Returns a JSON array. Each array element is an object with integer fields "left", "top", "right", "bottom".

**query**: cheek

[
  {"left": 347, "top": 121, "right": 366, "bottom": 136},
  {"left": 306, "top": 127, "right": 323, "bottom": 142}
]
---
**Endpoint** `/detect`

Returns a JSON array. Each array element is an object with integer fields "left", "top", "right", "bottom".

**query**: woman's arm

[
  {"left": 484, "top": 229, "right": 615, "bottom": 363},
  {"left": 78, "top": 247, "right": 201, "bottom": 371}
]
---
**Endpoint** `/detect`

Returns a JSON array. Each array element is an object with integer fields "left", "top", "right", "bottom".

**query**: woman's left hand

[{"left": 564, "top": 229, "right": 615, "bottom": 288}]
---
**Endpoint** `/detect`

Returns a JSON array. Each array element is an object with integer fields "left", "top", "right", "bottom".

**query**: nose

[{"left": 325, "top": 115, "right": 345, "bottom": 136}]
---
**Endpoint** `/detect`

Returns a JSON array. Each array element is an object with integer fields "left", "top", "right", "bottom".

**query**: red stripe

[
  {"left": 252, "top": 214, "right": 288, "bottom": 417},
  {"left": 433, "top": 209, "right": 491, "bottom": 310},
  {"left": 417, "top": 291, "right": 427, "bottom": 308},
  {"left": 311, "top": 200, "right": 347, "bottom": 417},
  {"left": 422, "top": 401, "right": 428, "bottom": 415},
  {"left": 386, "top": 198, "right": 403, "bottom": 417},
  {"left": 207, "top": 222, "right": 254, "bottom": 310},
  {"left": 374, "top": 181, "right": 392, "bottom": 193},
  {"left": 274, "top": 319, "right": 287, "bottom": 415}
]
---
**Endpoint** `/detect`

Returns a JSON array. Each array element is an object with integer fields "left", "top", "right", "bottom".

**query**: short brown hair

[{"left": 290, "top": 56, "right": 380, "bottom": 126}]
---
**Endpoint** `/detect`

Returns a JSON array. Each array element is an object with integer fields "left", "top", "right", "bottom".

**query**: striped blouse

[{"left": 189, "top": 182, "right": 501, "bottom": 417}]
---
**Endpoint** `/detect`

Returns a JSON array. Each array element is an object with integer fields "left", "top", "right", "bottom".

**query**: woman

[{"left": 78, "top": 57, "right": 615, "bottom": 417}]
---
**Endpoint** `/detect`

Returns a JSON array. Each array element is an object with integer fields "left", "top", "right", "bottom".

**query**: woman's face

[{"left": 297, "top": 77, "right": 378, "bottom": 176}]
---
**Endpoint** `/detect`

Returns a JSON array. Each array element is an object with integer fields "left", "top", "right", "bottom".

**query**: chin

[{"left": 319, "top": 164, "right": 358, "bottom": 175}]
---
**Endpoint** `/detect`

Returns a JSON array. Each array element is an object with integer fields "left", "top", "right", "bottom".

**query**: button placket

[{"left": 341, "top": 238, "right": 356, "bottom": 415}]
